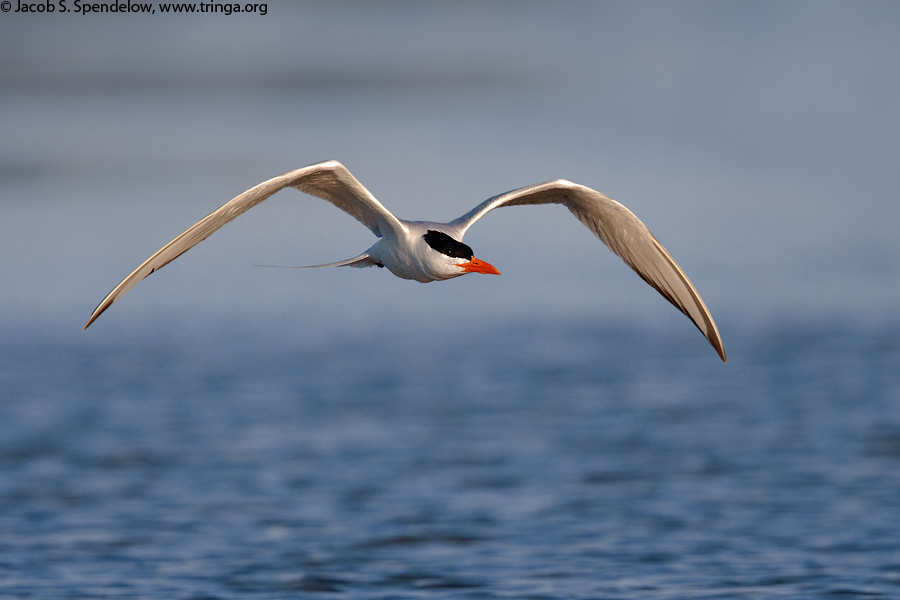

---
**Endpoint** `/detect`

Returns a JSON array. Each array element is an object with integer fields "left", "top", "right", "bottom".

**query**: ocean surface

[{"left": 2, "top": 316, "right": 899, "bottom": 599}]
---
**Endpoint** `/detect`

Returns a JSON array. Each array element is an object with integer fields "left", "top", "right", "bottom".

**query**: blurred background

[
  {"left": 2, "top": 0, "right": 897, "bottom": 336},
  {"left": 2, "top": 2, "right": 900, "bottom": 598}
]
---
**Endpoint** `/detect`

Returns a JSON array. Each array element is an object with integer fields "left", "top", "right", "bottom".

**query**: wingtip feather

[
  {"left": 714, "top": 341, "right": 727, "bottom": 363},
  {"left": 83, "top": 309, "right": 101, "bottom": 330}
]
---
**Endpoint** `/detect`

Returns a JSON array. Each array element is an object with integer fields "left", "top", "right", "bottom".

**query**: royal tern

[{"left": 84, "top": 159, "right": 726, "bottom": 362}]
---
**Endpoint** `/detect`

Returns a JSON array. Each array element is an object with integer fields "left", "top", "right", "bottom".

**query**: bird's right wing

[
  {"left": 450, "top": 179, "right": 726, "bottom": 362},
  {"left": 84, "top": 160, "right": 403, "bottom": 329}
]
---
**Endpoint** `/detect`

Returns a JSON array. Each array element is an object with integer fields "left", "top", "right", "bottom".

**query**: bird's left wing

[
  {"left": 449, "top": 179, "right": 726, "bottom": 362},
  {"left": 84, "top": 160, "right": 403, "bottom": 329}
]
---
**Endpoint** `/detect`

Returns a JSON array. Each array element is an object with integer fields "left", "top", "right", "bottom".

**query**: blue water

[{"left": 2, "top": 317, "right": 899, "bottom": 599}]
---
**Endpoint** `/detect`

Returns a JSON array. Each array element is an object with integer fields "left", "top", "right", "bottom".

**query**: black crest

[{"left": 423, "top": 230, "right": 473, "bottom": 260}]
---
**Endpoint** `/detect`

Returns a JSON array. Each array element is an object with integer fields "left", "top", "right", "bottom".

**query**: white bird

[{"left": 84, "top": 159, "right": 726, "bottom": 362}]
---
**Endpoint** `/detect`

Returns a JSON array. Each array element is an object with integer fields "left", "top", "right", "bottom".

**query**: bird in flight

[{"left": 84, "top": 160, "right": 726, "bottom": 362}]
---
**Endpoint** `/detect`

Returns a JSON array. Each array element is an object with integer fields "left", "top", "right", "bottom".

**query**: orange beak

[{"left": 459, "top": 257, "right": 501, "bottom": 275}]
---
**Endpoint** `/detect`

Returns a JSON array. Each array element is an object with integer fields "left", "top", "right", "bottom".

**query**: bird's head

[{"left": 423, "top": 230, "right": 500, "bottom": 276}]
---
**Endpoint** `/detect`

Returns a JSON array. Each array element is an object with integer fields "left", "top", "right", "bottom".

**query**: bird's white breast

[{"left": 366, "top": 222, "right": 466, "bottom": 283}]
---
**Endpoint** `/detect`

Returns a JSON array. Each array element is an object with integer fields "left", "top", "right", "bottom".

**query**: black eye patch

[{"left": 423, "top": 230, "right": 473, "bottom": 260}]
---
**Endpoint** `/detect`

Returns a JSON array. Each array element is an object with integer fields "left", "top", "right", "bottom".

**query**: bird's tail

[{"left": 254, "top": 253, "right": 378, "bottom": 269}]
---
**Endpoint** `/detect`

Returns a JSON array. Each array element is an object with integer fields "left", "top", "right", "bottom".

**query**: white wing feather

[
  {"left": 450, "top": 179, "right": 726, "bottom": 362},
  {"left": 84, "top": 160, "right": 402, "bottom": 329}
]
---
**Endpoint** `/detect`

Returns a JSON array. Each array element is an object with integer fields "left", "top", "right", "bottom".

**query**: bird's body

[
  {"left": 84, "top": 160, "right": 726, "bottom": 362},
  {"left": 355, "top": 222, "right": 497, "bottom": 282}
]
